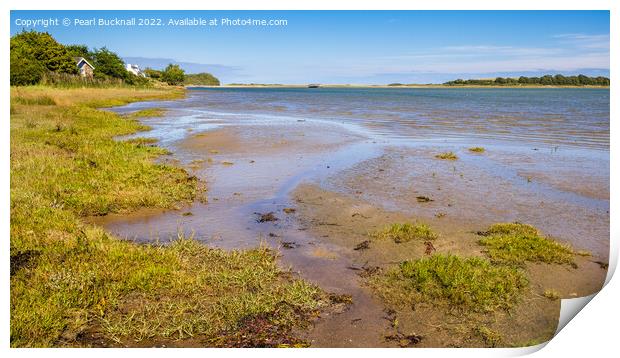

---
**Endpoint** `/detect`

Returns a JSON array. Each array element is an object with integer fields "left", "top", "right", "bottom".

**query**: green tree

[
  {"left": 65, "top": 44, "right": 93, "bottom": 63},
  {"left": 161, "top": 64, "right": 185, "bottom": 85},
  {"left": 577, "top": 74, "right": 589, "bottom": 85},
  {"left": 540, "top": 75, "right": 554, "bottom": 85},
  {"left": 10, "top": 31, "right": 77, "bottom": 75},
  {"left": 553, "top": 74, "right": 567, "bottom": 85},
  {"left": 444, "top": 74, "right": 608, "bottom": 86},
  {"left": 10, "top": 40, "right": 46, "bottom": 86},
  {"left": 91, "top": 47, "right": 129, "bottom": 80}
]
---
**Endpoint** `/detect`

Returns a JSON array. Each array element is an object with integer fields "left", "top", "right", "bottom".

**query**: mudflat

[{"left": 96, "top": 87, "right": 609, "bottom": 347}]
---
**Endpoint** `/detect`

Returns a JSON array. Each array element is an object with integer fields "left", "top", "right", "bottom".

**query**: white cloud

[
  {"left": 552, "top": 33, "right": 610, "bottom": 50},
  {"left": 346, "top": 34, "right": 610, "bottom": 76}
]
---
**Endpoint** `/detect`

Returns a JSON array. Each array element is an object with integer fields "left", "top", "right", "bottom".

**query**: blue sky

[{"left": 10, "top": 10, "right": 610, "bottom": 84}]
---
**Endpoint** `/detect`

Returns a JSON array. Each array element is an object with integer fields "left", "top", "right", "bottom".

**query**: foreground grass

[
  {"left": 477, "top": 223, "right": 576, "bottom": 265},
  {"left": 368, "top": 254, "right": 528, "bottom": 313},
  {"left": 371, "top": 223, "right": 438, "bottom": 243},
  {"left": 10, "top": 87, "right": 329, "bottom": 347}
]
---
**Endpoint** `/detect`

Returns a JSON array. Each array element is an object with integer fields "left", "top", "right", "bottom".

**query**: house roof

[{"left": 74, "top": 57, "right": 94, "bottom": 69}]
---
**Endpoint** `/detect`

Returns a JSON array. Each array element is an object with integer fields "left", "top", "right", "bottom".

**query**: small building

[
  {"left": 125, "top": 63, "right": 146, "bottom": 77},
  {"left": 74, "top": 57, "right": 94, "bottom": 78}
]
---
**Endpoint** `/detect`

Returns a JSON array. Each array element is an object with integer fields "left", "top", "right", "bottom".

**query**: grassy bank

[{"left": 10, "top": 87, "right": 330, "bottom": 347}]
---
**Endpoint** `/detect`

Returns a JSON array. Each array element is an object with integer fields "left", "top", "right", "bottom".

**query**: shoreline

[
  {"left": 96, "top": 88, "right": 608, "bottom": 347},
  {"left": 187, "top": 84, "right": 610, "bottom": 89},
  {"left": 9, "top": 87, "right": 340, "bottom": 348},
  {"left": 11, "top": 86, "right": 610, "bottom": 348}
]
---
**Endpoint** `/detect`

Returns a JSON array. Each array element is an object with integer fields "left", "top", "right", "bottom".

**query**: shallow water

[
  {"left": 104, "top": 88, "right": 609, "bottom": 253},
  {"left": 113, "top": 87, "right": 610, "bottom": 148},
  {"left": 97, "top": 87, "right": 609, "bottom": 346},
  {"left": 190, "top": 87, "right": 609, "bottom": 148}
]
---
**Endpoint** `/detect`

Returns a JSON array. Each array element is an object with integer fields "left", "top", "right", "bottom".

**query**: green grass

[
  {"left": 477, "top": 223, "right": 575, "bottom": 265},
  {"left": 371, "top": 222, "right": 438, "bottom": 243},
  {"left": 475, "top": 326, "right": 503, "bottom": 347},
  {"left": 468, "top": 147, "right": 485, "bottom": 153},
  {"left": 368, "top": 254, "right": 528, "bottom": 313},
  {"left": 435, "top": 151, "right": 458, "bottom": 160},
  {"left": 126, "top": 108, "right": 167, "bottom": 118},
  {"left": 13, "top": 95, "right": 56, "bottom": 106},
  {"left": 122, "top": 137, "right": 160, "bottom": 147},
  {"left": 10, "top": 87, "right": 329, "bottom": 347}
]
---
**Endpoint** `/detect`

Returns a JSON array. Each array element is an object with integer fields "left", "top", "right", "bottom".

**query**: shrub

[
  {"left": 144, "top": 68, "right": 162, "bottom": 79},
  {"left": 161, "top": 63, "right": 185, "bottom": 85}
]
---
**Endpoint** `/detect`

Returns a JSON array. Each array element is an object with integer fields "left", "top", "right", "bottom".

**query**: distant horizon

[
  {"left": 122, "top": 55, "right": 610, "bottom": 85},
  {"left": 10, "top": 10, "right": 610, "bottom": 84}
]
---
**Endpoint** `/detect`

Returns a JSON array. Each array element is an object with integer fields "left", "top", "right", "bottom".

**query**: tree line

[
  {"left": 10, "top": 30, "right": 220, "bottom": 87},
  {"left": 444, "top": 74, "right": 609, "bottom": 86}
]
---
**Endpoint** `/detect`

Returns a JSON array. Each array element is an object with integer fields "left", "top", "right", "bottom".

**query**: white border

[{"left": 2, "top": 2, "right": 616, "bottom": 358}]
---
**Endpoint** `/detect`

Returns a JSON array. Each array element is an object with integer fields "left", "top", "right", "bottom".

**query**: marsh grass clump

[
  {"left": 475, "top": 326, "right": 503, "bottom": 347},
  {"left": 468, "top": 147, "right": 485, "bottom": 153},
  {"left": 371, "top": 223, "right": 438, "bottom": 243},
  {"left": 543, "top": 289, "right": 560, "bottom": 300},
  {"left": 368, "top": 254, "right": 528, "bottom": 312},
  {"left": 126, "top": 108, "right": 166, "bottom": 118},
  {"left": 435, "top": 151, "right": 458, "bottom": 160},
  {"left": 477, "top": 223, "right": 575, "bottom": 265},
  {"left": 478, "top": 222, "right": 539, "bottom": 237},
  {"left": 13, "top": 95, "right": 56, "bottom": 106},
  {"left": 123, "top": 137, "right": 159, "bottom": 147}
]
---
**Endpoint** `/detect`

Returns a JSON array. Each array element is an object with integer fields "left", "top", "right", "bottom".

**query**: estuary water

[{"left": 103, "top": 87, "right": 610, "bottom": 258}]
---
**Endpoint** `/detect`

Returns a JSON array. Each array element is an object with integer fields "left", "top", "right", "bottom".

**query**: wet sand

[
  {"left": 292, "top": 183, "right": 605, "bottom": 347},
  {"left": 93, "top": 98, "right": 609, "bottom": 347}
]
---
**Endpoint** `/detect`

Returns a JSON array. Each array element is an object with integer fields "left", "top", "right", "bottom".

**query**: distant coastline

[
  {"left": 192, "top": 74, "right": 609, "bottom": 89},
  {"left": 188, "top": 84, "right": 610, "bottom": 89}
]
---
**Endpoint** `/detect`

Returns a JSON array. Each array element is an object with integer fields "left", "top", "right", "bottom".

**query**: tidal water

[
  {"left": 116, "top": 87, "right": 610, "bottom": 150},
  {"left": 189, "top": 87, "right": 609, "bottom": 148},
  {"left": 105, "top": 87, "right": 610, "bottom": 258}
]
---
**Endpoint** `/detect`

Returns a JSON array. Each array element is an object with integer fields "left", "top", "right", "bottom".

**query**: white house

[{"left": 125, "top": 63, "right": 146, "bottom": 77}]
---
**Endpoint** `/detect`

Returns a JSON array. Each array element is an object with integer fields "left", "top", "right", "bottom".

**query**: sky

[{"left": 10, "top": 10, "right": 610, "bottom": 84}]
